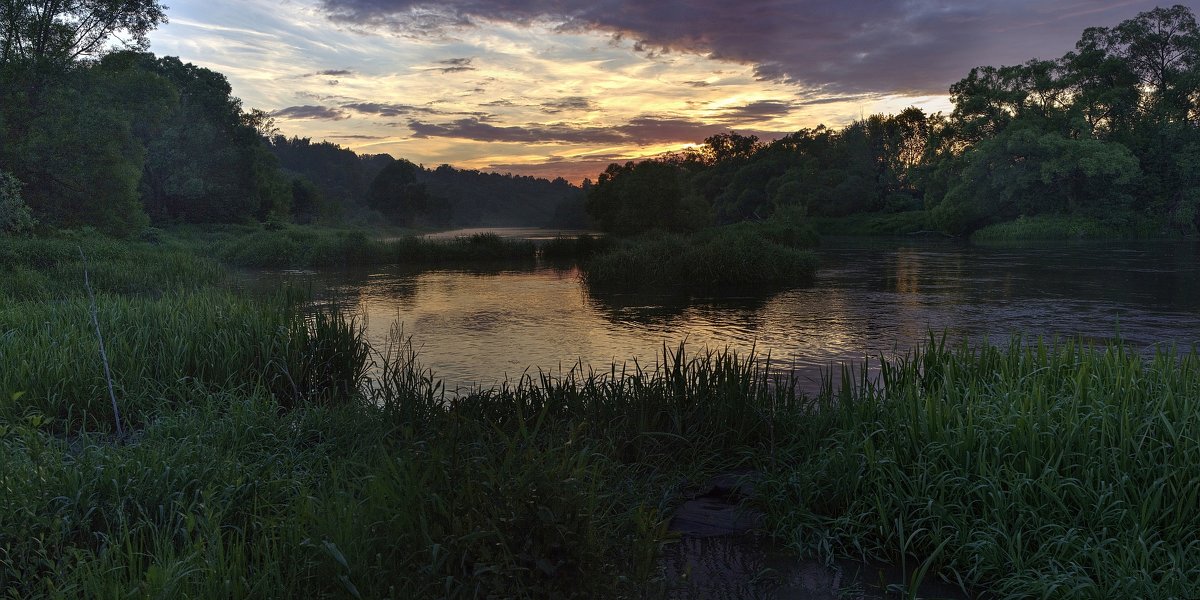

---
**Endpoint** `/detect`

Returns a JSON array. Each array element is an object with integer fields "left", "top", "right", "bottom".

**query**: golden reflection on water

[{"left": 288, "top": 239, "right": 1200, "bottom": 394}]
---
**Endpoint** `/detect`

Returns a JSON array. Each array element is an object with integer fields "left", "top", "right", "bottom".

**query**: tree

[
  {"left": 586, "top": 160, "right": 706, "bottom": 234},
  {"left": 368, "top": 159, "right": 434, "bottom": 226},
  {"left": 0, "top": 0, "right": 166, "bottom": 69}
]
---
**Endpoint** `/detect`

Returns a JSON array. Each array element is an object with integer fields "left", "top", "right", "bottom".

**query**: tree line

[
  {"left": 0, "top": 1, "right": 583, "bottom": 235},
  {"left": 588, "top": 5, "right": 1200, "bottom": 237}
]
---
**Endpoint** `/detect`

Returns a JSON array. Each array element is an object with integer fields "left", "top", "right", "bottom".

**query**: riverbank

[{"left": 3, "top": 234, "right": 1198, "bottom": 597}]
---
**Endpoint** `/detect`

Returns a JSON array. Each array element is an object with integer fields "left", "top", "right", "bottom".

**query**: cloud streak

[
  {"left": 272, "top": 105, "right": 351, "bottom": 120},
  {"left": 407, "top": 115, "right": 784, "bottom": 145}
]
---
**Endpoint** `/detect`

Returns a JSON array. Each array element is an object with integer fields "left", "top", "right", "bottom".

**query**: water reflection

[{"left": 250, "top": 238, "right": 1200, "bottom": 393}]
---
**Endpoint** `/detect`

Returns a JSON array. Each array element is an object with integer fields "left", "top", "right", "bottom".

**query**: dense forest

[
  {"left": 0, "top": 2, "right": 583, "bottom": 235},
  {"left": 587, "top": 4, "right": 1200, "bottom": 238},
  {"left": 268, "top": 136, "right": 586, "bottom": 228}
]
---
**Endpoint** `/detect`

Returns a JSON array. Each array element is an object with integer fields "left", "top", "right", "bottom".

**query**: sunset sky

[{"left": 148, "top": 0, "right": 1164, "bottom": 183}]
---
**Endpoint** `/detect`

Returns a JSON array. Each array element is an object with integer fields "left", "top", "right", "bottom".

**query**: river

[{"left": 272, "top": 235, "right": 1200, "bottom": 393}]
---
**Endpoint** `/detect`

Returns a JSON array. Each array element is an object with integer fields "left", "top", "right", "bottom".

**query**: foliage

[
  {"left": 0, "top": 170, "right": 34, "bottom": 233},
  {"left": 269, "top": 136, "right": 587, "bottom": 228},
  {"left": 582, "top": 216, "right": 818, "bottom": 291},
  {"left": 586, "top": 5, "right": 1200, "bottom": 239},
  {"left": 0, "top": 0, "right": 166, "bottom": 69}
]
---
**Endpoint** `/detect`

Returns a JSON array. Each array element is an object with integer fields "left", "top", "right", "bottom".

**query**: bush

[{"left": 0, "top": 172, "right": 36, "bottom": 234}]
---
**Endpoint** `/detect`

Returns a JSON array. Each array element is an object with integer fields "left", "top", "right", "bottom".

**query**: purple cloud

[
  {"left": 318, "top": 0, "right": 1163, "bottom": 94},
  {"left": 271, "top": 105, "right": 351, "bottom": 120},
  {"left": 406, "top": 115, "right": 786, "bottom": 145}
]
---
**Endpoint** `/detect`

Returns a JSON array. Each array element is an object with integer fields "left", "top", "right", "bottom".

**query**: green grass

[
  {"left": 202, "top": 226, "right": 555, "bottom": 268},
  {"left": 582, "top": 218, "right": 819, "bottom": 291},
  {"left": 809, "top": 211, "right": 934, "bottom": 236},
  {"left": 971, "top": 215, "right": 1120, "bottom": 241},
  {"left": 761, "top": 334, "right": 1200, "bottom": 599}
]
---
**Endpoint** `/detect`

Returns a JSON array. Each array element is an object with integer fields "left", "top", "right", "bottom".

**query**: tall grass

[
  {"left": 210, "top": 228, "right": 545, "bottom": 268},
  {"left": 583, "top": 220, "right": 819, "bottom": 291},
  {"left": 762, "top": 334, "right": 1200, "bottom": 599}
]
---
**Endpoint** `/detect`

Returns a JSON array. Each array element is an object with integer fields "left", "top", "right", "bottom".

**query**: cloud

[
  {"left": 540, "top": 96, "right": 595, "bottom": 113},
  {"left": 408, "top": 118, "right": 625, "bottom": 144},
  {"left": 406, "top": 115, "right": 786, "bottom": 145},
  {"left": 272, "top": 105, "right": 351, "bottom": 120},
  {"left": 317, "top": 68, "right": 355, "bottom": 76},
  {"left": 713, "top": 100, "right": 796, "bottom": 123},
  {"left": 432, "top": 57, "right": 476, "bottom": 73},
  {"left": 318, "top": 0, "right": 1162, "bottom": 94},
  {"left": 344, "top": 101, "right": 426, "bottom": 117}
]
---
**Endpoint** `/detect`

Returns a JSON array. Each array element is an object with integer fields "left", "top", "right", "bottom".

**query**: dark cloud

[
  {"left": 540, "top": 96, "right": 595, "bottom": 113},
  {"left": 714, "top": 100, "right": 796, "bottom": 123},
  {"left": 344, "top": 101, "right": 424, "bottom": 117},
  {"left": 345, "top": 102, "right": 492, "bottom": 119},
  {"left": 406, "top": 115, "right": 785, "bottom": 145},
  {"left": 272, "top": 105, "right": 350, "bottom": 120},
  {"left": 432, "top": 57, "right": 476, "bottom": 73},
  {"left": 319, "top": 69, "right": 355, "bottom": 76},
  {"left": 408, "top": 118, "right": 626, "bottom": 144},
  {"left": 318, "top": 0, "right": 1162, "bottom": 94}
]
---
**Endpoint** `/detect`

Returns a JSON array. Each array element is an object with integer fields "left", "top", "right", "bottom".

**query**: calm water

[{"left": 272, "top": 237, "right": 1200, "bottom": 393}]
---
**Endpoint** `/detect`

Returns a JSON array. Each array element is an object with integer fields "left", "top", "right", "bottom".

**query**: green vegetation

[
  {"left": 765, "top": 335, "right": 1200, "bottom": 599},
  {"left": 585, "top": 5, "right": 1200, "bottom": 240},
  {"left": 969, "top": 214, "right": 1166, "bottom": 242},
  {"left": 582, "top": 216, "right": 819, "bottom": 291},
  {"left": 808, "top": 211, "right": 934, "bottom": 236},
  {"left": 209, "top": 228, "right": 540, "bottom": 269}
]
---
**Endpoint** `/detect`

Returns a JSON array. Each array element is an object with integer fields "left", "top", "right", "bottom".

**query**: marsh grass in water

[
  {"left": 969, "top": 214, "right": 1166, "bottom": 242},
  {"left": 209, "top": 227, "right": 544, "bottom": 268},
  {"left": 582, "top": 219, "right": 819, "bottom": 291}
]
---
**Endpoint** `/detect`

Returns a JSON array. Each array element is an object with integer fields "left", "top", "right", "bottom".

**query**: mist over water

[{"left": 272, "top": 237, "right": 1200, "bottom": 394}]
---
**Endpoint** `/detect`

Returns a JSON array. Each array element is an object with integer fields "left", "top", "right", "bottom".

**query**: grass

[
  {"left": 761, "top": 334, "right": 1200, "bottom": 599},
  {"left": 582, "top": 218, "right": 819, "bottom": 291},
  {"left": 808, "top": 211, "right": 934, "bottom": 236},
  {"left": 969, "top": 214, "right": 1169, "bottom": 242}
]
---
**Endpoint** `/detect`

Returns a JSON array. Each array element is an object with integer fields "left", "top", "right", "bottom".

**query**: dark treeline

[
  {"left": 0, "top": 1, "right": 584, "bottom": 235},
  {"left": 588, "top": 5, "right": 1200, "bottom": 238},
  {"left": 268, "top": 136, "right": 586, "bottom": 228}
]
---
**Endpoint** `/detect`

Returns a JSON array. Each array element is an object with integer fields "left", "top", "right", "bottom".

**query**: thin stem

[{"left": 79, "top": 246, "right": 124, "bottom": 438}]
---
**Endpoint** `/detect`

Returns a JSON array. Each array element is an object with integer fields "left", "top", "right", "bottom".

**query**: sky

[{"left": 147, "top": 0, "right": 1165, "bottom": 183}]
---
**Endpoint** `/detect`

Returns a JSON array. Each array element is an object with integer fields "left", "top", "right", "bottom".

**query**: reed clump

[{"left": 582, "top": 220, "right": 818, "bottom": 291}]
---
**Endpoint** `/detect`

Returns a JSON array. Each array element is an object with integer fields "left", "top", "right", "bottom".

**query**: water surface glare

[{"left": 286, "top": 238, "right": 1200, "bottom": 393}]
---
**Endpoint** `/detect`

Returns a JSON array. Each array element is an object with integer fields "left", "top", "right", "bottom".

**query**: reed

[{"left": 761, "top": 334, "right": 1200, "bottom": 599}]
